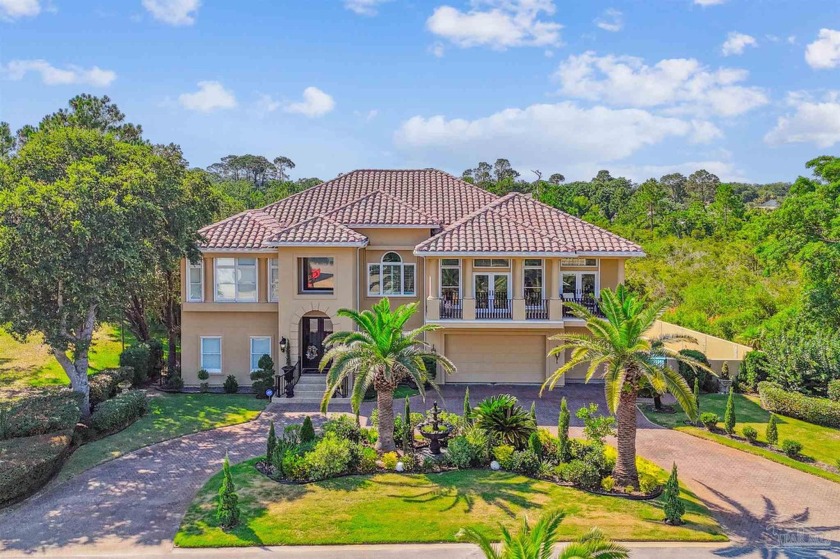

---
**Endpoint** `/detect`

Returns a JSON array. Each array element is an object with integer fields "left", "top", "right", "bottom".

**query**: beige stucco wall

[{"left": 650, "top": 320, "right": 750, "bottom": 377}]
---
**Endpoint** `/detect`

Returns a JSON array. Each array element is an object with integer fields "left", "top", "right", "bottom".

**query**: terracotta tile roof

[
  {"left": 267, "top": 216, "right": 368, "bottom": 246},
  {"left": 198, "top": 209, "right": 285, "bottom": 249},
  {"left": 324, "top": 191, "right": 440, "bottom": 227}
]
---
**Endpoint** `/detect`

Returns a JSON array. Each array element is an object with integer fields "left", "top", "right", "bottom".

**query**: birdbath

[{"left": 419, "top": 402, "right": 453, "bottom": 455}]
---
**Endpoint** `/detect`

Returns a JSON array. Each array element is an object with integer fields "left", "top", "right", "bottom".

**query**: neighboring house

[
  {"left": 755, "top": 199, "right": 779, "bottom": 211},
  {"left": 180, "top": 169, "right": 644, "bottom": 391}
]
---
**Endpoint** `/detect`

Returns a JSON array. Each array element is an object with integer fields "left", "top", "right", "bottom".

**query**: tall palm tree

[
  {"left": 319, "top": 298, "right": 455, "bottom": 452},
  {"left": 543, "top": 285, "right": 711, "bottom": 489},
  {"left": 457, "top": 510, "right": 629, "bottom": 559}
]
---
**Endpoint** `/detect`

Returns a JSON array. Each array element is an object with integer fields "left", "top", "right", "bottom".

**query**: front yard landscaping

[
  {"left": 175, "top": 461, "right": 725, "bottom": 547},
  {"left": 641, "top": 392, "right": 840, "bottom": 484}
]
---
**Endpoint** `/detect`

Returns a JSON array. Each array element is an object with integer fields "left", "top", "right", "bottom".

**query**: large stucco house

[{"left": 180, "top": 169, "right": 644, "bottom": 394}]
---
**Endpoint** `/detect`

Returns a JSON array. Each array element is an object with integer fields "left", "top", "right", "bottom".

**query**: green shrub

[
  {"left": 763, "top": 330, "right": 840, "bottom": 396},
  {"left": 678, "top": 349, "right": 716, "bottom": 393},
  {"left": 700, "top": 412, "right": 719, "bottom": 430},
  {"left": 88, "top": 367, "right": 134, "bottom": 405},
  {"left": 781, "top": 439, "right": 803, "bottom": 459},
  {"left": 147, "top": 339, "right": 165, "bottom": 377},
  {"left": 356, "top": 445, "right": 378, "bottom": 473},
  {"left": 323, "top": 415, "right": 362, "bottom": 443},
  {"left": 536, "top": 429, "right": 558, "bottom": 461},
  {"left": 510, "top": 450, "right": 540, "bottom": 476},
  {"left": 267, "top": 423, "right": 277, "bottom": 459},
  {"left": 0, "top": 432, "right": 73, "bottom": 507},
  {"left": 120, "top": 344, "right": 151, "bottom": 386},
  {"left": 742, "top": 426, "right": 758, "bottom": 443},
  {"left": 492, "top": 444, "right": 515, "bottom": 470},
  {"left": 197, "top": 369, "right": 210, "bottom": 392},
  {"left": 400, "top": 453, "right": 416, "bottom": 472},
  {"left": 723, "top": 387, "right": 736, "bottom": 435},
  {"left": 304, "top": 433, "right": 352, "bottom": 481},
  {"left": 88, "top": 390, "right": 148, "bottom": 435},
  {"left": 743, "top": 350, "right": 770, "bottom": 391},
  {"left": 223, "top": 375, "right": 239, "bottom": 394},
  {"left": 463, "top": 388, "right": 472, "bottom": 423},
  {"left": 561, "top": 459, "right": 600, "bottom": 489},
  {"left": 576, "top": 403, "right": 615, "bottom": 445},
  {"left": 662, "top": 463, "right": 684, "bottom": 524},
  {"left": 473, "top": 394, "right": 536, "bottom": 449},
  {"left": 464, "top": 425, "right": 490, "bottom": 465},
  {"left": 600, "top": 475, "right": 615, "bottom": 492},
  {"left": 381, "top": 451, "right": 398, "bottom": 470},
  {"left": 639, "top": 473, "right": 659, "bottom": 494},
  {"left": 528, "top": 431, "right": 543, "bottom": 459},
  {"left": 766, "top": 413, "right": 779, "bottom": 446},
  {"left": 557, "top": 397, "right": 570, "bottom": 462},
  {"left": 2, "top": 388, "right": 82, "bottom": 439},
  {"left": 447, "top": 436, "right": 475, "bottom": 469},
  {"left": 301, "top": 416, "right": 316, "bottom": 443},
  {"left": 217, "top": 454, "right": 240, "bottom": 529},
  {"left": 250, "top": 355, "right": 275, "bottom": 398},
  {"left": 828, "top": 380, "right": 840, "bottom": 403},
  {"left": 758, "top": 382, "right": 840, "bottom": 428}
]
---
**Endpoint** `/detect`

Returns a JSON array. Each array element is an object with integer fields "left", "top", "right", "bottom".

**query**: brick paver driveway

[{"left": 0, "top": 385, "right": 838, "bottom": 558}]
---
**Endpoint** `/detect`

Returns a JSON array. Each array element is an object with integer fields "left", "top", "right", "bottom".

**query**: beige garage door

[{"left": 445, "top": 334, "right": 545, "bottom": 384}]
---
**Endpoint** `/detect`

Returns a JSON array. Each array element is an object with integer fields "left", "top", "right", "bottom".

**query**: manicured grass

[
  {"left": 56, "top": 392, "right": 266, "bottom": 483},
  {"left": 641, "top": 393, "right": 840, "bottom": 484},
  {"left": 0, "top": 325, "right": 135, "bottom": 390},
  {"left": 365, "top": 384, "right": 420, "bottom": 402},
  {"left": 175, "top": 460, "right": 725, "bottom": 547}
]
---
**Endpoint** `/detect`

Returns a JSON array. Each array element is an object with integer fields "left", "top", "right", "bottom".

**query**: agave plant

[
  {"left": 457, "top": 510, "right": 629, "bottom": 559},
  {"left": 472, "top": 394, "right": 536, "bottom": 449}
]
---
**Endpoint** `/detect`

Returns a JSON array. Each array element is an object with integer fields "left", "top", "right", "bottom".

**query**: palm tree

[
  {"left": 457, "top": 510, "right": 629, "bottom": 559},
  {"left": 543, "top": 285, "right": 711, "bottom": 489},
  {"left": 319, "top": 298, "right": 455, "bottom": 452}
]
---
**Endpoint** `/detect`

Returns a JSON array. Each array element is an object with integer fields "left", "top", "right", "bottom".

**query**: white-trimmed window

[
  {"left": 214, "top": 258, "right": 258, "bottom": 302},
  {"left": 473, "top": 258, "right": 510, "bottom": 268},
  {"left": 440, "top": 258, "right": 461, "bottom": 301},
  {"left": 368, "top": 252, "right": 415, "bottom": 296},
  {"left": 269, "top": 259, "right": 279, "bottom": 302},
  {"left": 299, "top": 257, "right": 335, "bottom": 293},
  {"left": 187, "top": 261, "right": 203, "bottom": 302},
  {"left": 200, "top": 337, "right": 222, "bottom": 373},
  {"left": 250, "top": 336, "right": 272, "bottom": 372},
  {"left": 524, "top": 259, "right": 544, "bottom": 306}
]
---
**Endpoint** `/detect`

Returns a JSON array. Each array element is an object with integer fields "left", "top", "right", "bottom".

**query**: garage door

[{"left": 445, "top": 334, "right": 545, "bottom": 384}]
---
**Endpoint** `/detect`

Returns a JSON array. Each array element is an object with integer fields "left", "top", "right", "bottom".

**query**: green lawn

[
  {"left": 175, "top": 460, "right": 725, "bottom": 547},
  {"left": 56, "top": 392, "right": 266, "bottom": 483},
  {"left": 642, "top": 393, "right": 840, "bottom": 483}
]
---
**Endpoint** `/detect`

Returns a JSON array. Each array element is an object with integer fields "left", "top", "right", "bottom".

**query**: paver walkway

[{"left": 0, "top": 385, "right": 838, "bottom": 558}]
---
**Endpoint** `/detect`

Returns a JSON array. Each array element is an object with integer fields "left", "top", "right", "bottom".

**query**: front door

[
  {"left": 301, "top": 316, "right": 333, "bottom": 373},
  {"left": 474, "top": 273, "right": 510, "bottom": 318}
]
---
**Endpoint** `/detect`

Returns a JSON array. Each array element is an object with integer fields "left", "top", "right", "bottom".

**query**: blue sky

[{"left": 2, "top": 0, "right": 840, "bottom": 184}]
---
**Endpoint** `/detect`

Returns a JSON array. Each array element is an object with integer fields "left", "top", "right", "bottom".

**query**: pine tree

[
  {"left": 766, "top": 413, "right": 778, "bottom": 446},
  {"left": 463, "top": 387, "right": 471, "bottom": 423},
  {"left": 528, "top": 431, "right": 543, "bottom": 459},
  {"left": 217, "top": 453, "right": 240, "bottom": 529},
  {"left": 558, "top": 397, "right": 570, "bottom": 462},
  {"left": 267, "top": 422, "right": 277, "bottom": 460},
  {"left": 530, "top": 401, "right": 537, "bottom": 422},
  {"left": 662, "top": 462, "right": 685, "bottom": 525},
  {"left": 301, "top": 416, "right": 315, "bottom": 443},
  {"left": 724, "top": 386, "right": 736, "bottom": 435}
]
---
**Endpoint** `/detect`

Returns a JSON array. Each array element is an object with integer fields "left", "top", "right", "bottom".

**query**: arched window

[{"left": 368, "top": 252, "right": 415, "bottom": 296}]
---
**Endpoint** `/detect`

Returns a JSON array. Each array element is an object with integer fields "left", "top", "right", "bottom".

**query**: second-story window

[
  {"left": 524, "top": 259, "right": 543, "bottom": 306},
  {"left": 440, "top": 258, "right": 460, "bottom": 302},
  {"left": 299, "top": 257, "right": 335, "bottom": 294},
  {"left": 269, "top": 258, "right": 279, "bottom": 302},
  {"left": 368, "top": 252, "right": 415, "bottom": 296},
  {"left": 187, "top": 261, "right": 203, "bottom": 302},
  {"left": 214, "top": 258, "right": 257, "bottom": 302}
]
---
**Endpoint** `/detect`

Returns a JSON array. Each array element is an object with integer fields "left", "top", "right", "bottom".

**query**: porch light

[{"left": 279, "top": 337, "right": 288, "bottom": 354}]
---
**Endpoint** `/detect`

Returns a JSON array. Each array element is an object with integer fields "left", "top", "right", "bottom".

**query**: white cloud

[
  {"left": 426, "top": 0, "right": 562, "bottom": 50},
  {"left": 805, "top": 28, "right": 840, "bottom": 69},
  {"left": 554, "top": 51, "right": 768, "bottom": 117},
  {"left": 611, "top": 160, "right": 747, "bottom": 183},
  {"left": 344, "top": 0, "right": 390, "bottom": 16},
  {"left": 722, "top": 32, "right": 757, "bottom": 56},
  {"left": 394, "top": 102, "right": 719, "bottom": 175},
  {"left": 142, "top": 0, "right": 200, "bottom": 26},
  {"left": 765, "top": 91, "right": 840, "bottom": 148},
  {"left": 4, "top": 59, "right": 116, "bottom": 86},
  {"left": 594, "top": 8, "right": 622, "bottom": 33},
  {"left": 284, "top": 86, "right": 335, "bottom": 117},
  {"left": 0, "top": 0, "right": 40, "bottom": 19},
  {"left": 429, "top": 42, "right": 446, "bottom": 58},
  {"left": 255, "top": 93, "right": 281, "bottom": 113},
  {"left": 178, "top": 81, "right": 237, "bottom": 112},
  {"left": 694, "top": 0, "right": 726, "bottom": 5}
]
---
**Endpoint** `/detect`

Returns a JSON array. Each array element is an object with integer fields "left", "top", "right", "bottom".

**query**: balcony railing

[
  {"left": 439, "top": 295, "right": 462, "bottom": 319},
  {"left": 475, "top": 292, "right": 511, "bottom": 319},
  {"left": 526, "top": 301, "right": 549, "bottom": 320},
  {"left": 561, "top": 296, "right": 604, "bottom": 318}
]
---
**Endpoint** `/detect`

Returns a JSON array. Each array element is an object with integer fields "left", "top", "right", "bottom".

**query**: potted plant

[
  {"left": 197, "top": 369, "right": 210, "bottom": 393},
  {"left": 718, "top": 362, "right": 732, "bottom": 394}
]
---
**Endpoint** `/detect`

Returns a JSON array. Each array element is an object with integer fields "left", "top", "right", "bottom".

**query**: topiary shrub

[
  {"left": 217, "top": 454, "right": 240, "bottom": 529},
  {"left": 700, "top": 412, "right": 719, "bottom": 430},
  {"left": 828, "top": 380, "right": 840, "bottom": 403},
  {"left": 223, "top": 375, "right": 239, "bottom": 394},
  {"left": 662, "top": 463, "right": 685, "bottom": 524},
  {"left": 250, "top": 355, "right": 275, "bottom": 399},
  {"left": 267, "top": 422, "right": 277, "bottom": 460},
  {"left": 463, "top": 388, "right": 472, "bottom": 424},
  {"left": 557, "top": 397, "right": 570, "bottom": 462},
  {"left": 781, "top": 439, "right": 803, "bottom": 459},
  {"left": 766, "top": 414, "right": 778, "bottom": 446},
  {"left": 560, "top": 459, "right": 600, "bottom": 489},
  {"left": 88, "top": 367, "right": 135, "bottom": 405},
  {"left": 742, "top": 426, "right": 758, "bottom": 443},
  {"left": 2, "top": 388, "right": 82, "bottom": 439},
  {"left": 510, "top": 449, "right": 540, "bottom": 477},
  {"left": 197, "top": 369, "right": 210, "bottom": 393},
  {"left": 381, "top": 451, "right": 398, "bottom": 470},
  {"left": 120, "top": 344, "right": 151, "bottom": 386},
  {"left": 723, "top": 387, "right": 736, "bottom": 435},
  {"left": 758, "top": 382, "right": 840, "bottom": 428},
  {"left": 88, "top": 390, "right": 149, "bottom": 436},
  {"left": 678, "top": 349, "right": 717, "bottom": 393},
  {"left": 300, "top": 416, "right": 316, "bottom": 443},
  {"left": 528, "top": 431, "right": 543, "bottom": 459},
  {"left": 0, "top": 431, "right": 73, "bottom": 507}
]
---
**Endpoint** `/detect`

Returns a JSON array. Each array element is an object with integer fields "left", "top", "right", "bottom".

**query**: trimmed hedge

[
  {"left": 120, "top": 344, "right": 151, "bottom": 386},
  {"left": 0, "top": 431, "right": 73, "bottom": 507},
  {"left": 0, "top": 388, "right": 82, "bottom": 440},
  {"left": 88, "top": 390, "right": 149, "bottom": 436},
  {"left": 758, "top": 382, "right": 840, "bottom": 429},
  {"left": 88, "top": 367, "right": 135, "bottom": 405},
  {"left": 829, "top": 380, "right": 840, "bottom": 403}
]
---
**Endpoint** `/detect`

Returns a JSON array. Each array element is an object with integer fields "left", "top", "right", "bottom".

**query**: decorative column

[
  {"left": 462, "top": 258, "right": 475, "bottom": 320},
  {"left": 426, "top": 257, "right": 440, "bottom": 320},
  {"left": 549, "top": 258, "right": 563, "bottom": 320},
  {"left": 512, "top": 258, "right": 525, "bottom": 320}
]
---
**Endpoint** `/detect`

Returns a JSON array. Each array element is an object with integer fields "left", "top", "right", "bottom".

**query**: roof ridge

[{"left": 366, "top": 190, "right": 441, "bottom": 223}]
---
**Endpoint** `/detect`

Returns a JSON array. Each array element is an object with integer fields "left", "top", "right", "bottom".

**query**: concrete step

[{"left": 271, "top": 396, "right": 351, "bottom": 405}]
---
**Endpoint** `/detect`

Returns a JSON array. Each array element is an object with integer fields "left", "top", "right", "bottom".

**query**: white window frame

[
  {"left": 200, "top": 336, "right": 222, "bottom": 373},
  {"left": 367, "top": 252, "right": 416, "bottom": 297},
  {"left": 523, "top": 259, "right": 544, "bottom": 307},
  {"left": 187, "top": 261, "right": 204, "bottom": 302},
  {"left": 249, "top": 336, "right": 272, "bottom": 372},
  {"left": 439, "top": 258, "right": 462, "bottom": 299},
  {"left": 269, "top": 258, "right": 279, "bottom": 302},
  {"left": 560, "top": 271, "right": 599, "bottom": 300},
  {"left": 214, "top": 258, "right": 258, "bottom": 302},
  {"left": 473, "top": 258, "right": 511, "bottom": 268}
]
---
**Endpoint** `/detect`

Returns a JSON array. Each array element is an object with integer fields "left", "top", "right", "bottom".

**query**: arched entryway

[{"left": 299, "top": 311, "right": 333, "bottom": 374}]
